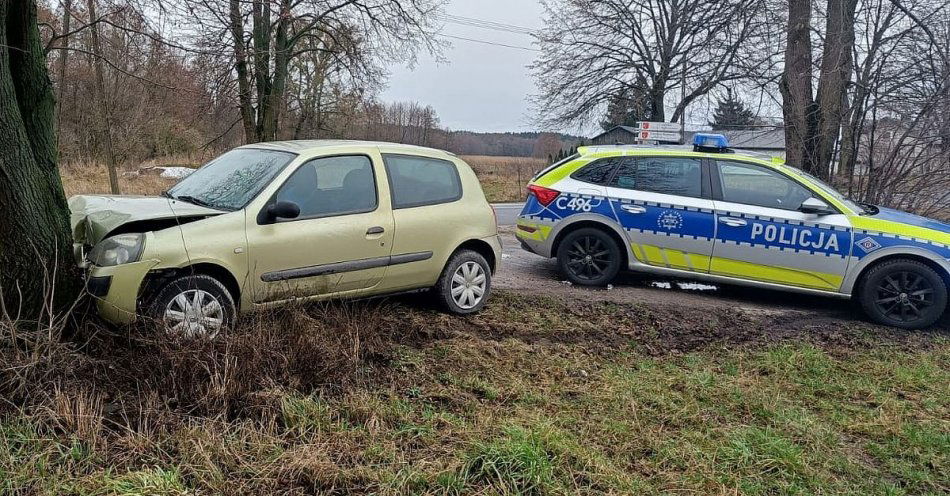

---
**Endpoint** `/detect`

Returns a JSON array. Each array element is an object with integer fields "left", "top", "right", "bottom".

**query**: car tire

[
  {"left": 147, "top": 274, "right": 236, "bottom": 338},
  {"left": 434, "top": 250, "right": 492, "bottom": 315},
  {"left": 858, "top": 259, "right": 948, "bottom": 330},
  {"left": 557, "top": 227, "right": 622, "bottom": 287}
]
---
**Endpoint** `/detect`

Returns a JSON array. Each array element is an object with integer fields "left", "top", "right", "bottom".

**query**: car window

[
  {"left": 166, "top": 148, "right": 296, "bottom": 210},
  {"left": 383, "top": 154, "right": 462, "bottom": 209},
  {"left": 570, "top": 158, "right": 620, "bottom": 185},
  {"left": 610, "top": 157, "right": 702, "bottom": 197},
  {"left": 275, "top": 155, "right": 377, "bottom": 218},
  {"left": 718, "top": 161, "right": 813, "bottom": 211}
]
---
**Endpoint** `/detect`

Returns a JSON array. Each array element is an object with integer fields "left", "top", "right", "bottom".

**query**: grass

[
  {"left": 1, "top": 291, "right": 947, "bottom": 495},
  {"left": 59, "top": 154, "right": 547, "bottom": 203}
]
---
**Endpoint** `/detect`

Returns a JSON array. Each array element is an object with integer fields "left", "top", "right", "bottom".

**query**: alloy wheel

[
  {"left": 565, "top": 235, "right": 612, "bottom": 282},
  {"left": 873, "top": 271, "right": 936, "bottom": 323}
]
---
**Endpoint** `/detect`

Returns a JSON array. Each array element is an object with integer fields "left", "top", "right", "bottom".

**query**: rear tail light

[{"left": 527, "top": 184, "right": 560, "bottom": 206}]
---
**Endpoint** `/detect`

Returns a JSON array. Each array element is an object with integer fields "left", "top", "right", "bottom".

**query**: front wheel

[
  {"left": 147, "top": 274, "right": 236, "bottom": 338},
  {"left": 435, "top": 250, "right": 492, "bottom": 314},
  {"left": 858, "top": 259, "right": 948, "bottom": 330},
  {"left": 557, "top": 228, "right": 622, "bottom": 286}
]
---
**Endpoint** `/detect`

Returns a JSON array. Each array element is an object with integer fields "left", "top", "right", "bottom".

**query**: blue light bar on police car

[{"left": 693, "top": 133, "right": 729, "bottom": 151}]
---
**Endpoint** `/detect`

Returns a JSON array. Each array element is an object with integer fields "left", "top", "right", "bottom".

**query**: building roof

[
  {"left": 685, "top": 128, "right": 785, "bottom": 150},
  {"left": 591, "top": 126, "right": 786, "bottom": 151}
]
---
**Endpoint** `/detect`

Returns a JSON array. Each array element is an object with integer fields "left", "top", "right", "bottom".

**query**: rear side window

[
  {"left": 383, "top": 154, "right": 462, "bottom": 209},
  {"left": 570, "top": 157, "right": 621, "bottom": 185},
  {"left": 610, "top": 157, "right": 703, "bottom": 197}
]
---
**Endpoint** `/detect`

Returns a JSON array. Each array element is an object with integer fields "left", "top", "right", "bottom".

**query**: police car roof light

[{"left": 693, "top": 133, "right": 730, "bottom": 152}]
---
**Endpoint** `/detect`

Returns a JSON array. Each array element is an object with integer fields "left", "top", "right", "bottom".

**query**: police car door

[
  {"left": 710, "top": 160, "right": 851, "bottom": 291},
  {"left": 602, "top": 156, "right": 716, "bottom": 272}
]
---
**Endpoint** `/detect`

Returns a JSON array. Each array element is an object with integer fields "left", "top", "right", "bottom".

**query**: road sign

[
  {"left": 637, "top": 121, "right": 683, "bottom": 133},
  {"left": 637, "top": 130, "right": 682, "bottom": 142}
]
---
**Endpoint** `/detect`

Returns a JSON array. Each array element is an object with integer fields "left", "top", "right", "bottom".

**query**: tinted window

[
  {"left": 571, "top": 158, "right": 619, "bottom": 185},
  {"left": 610, "top": 157, "right": 702, "bottom": 197},
  {"left": 167, "top": 148, "right": 295, "bottom": 210},
  {"left": 384, "top": 154, "right": 462, "bottom": 209},
  {"left": 718, "top": 161, "right": 812, "bottom": 210},
  {"left": 276, "top": 155, "right": 377, "bottom": 218}
]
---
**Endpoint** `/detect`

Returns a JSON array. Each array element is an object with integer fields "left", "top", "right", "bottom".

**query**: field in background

[{"left": 60, "top": 155, "right": 545, "bottom": 203}]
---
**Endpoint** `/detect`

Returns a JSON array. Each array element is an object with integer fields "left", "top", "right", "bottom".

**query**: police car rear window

[
  {"left": 570, "top": 157, "right": 620, "bottom": 185},
  {"left": 611, "top": 157, "right": 702, "bottom": 198},
  {"left": 532, "top": 154, "right": 580, "bottom": 182}
]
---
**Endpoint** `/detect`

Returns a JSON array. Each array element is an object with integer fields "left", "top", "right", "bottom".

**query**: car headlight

[{"left": 88, "top": 234, "right": 146, "bottom": 267}]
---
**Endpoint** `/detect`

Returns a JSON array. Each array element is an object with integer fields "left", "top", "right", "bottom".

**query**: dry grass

[
  {"left": 461, "top": 155, "right": 547, "bottom": 203},
  {"left": 61, "top": 155, "right": 546, "bottom": 203},
  {"left": 1, "top": 291, "right": 947, "bottom": 494}
]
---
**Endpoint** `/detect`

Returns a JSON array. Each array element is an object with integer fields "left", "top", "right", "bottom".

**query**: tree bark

[
  {"left": 814, "top": 0, "right": 858, "bottom": 177},
  {"left": 0, "top": 0, "right": 79, "bottom": 319},
  {"left": 86, "top": 0, "right": 119, "bottom": 193},
  {"left": 55, "top": 0, "right": 71, "bottom": 129},
  {"left": 229, "top": 0, "right": 256, "bottom": 143},
  {"left": 780, "top": 0, "right": 818, "bottom": 174}
]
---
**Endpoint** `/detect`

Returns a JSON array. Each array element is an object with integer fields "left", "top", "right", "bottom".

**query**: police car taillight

[
  {"left": 693, "top": 133, "right": 730, "bottom": 152},
  {"left": 527, "top": 184, "right": 560, "bottom": 206}
]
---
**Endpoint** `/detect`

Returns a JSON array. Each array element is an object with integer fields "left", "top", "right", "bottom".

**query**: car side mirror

[
  {"left": 263, "top": 201, "right": 300, "bottom": 223},
  {"left": 798, "top": 197, "right": 835, "bottom": 216}
]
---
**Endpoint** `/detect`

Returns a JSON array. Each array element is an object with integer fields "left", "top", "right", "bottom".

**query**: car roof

[
  {"left": 577, "top": 144, "right": 784, "bottom": 167},
  {"left": 238, "top": 139, "right": 457, "bottom": 158}
]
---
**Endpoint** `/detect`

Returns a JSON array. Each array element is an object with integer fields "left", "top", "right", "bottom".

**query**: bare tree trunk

[
  {"left": 86, "top": 0, "right": 119, "bottom": 193},
  {"left": 0, "top": 0, "right": 79, "bottom": 318},
  {"left": 55, "top": 0, "right": 71, "bottom": 129},
  {"left": 261, "top": 0, "right": 290, "bottom": 141},
  {"left": 814, "top": 0, "right": 858, "bottom": 177},
  {"left": 780, "top": 0, "right": 818, "bottom": 174},
  {"left": 229, "top": 0, "right": 256, "bottom": 143}
]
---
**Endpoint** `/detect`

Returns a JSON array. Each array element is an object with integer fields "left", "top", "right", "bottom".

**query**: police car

[{"left": 516, "top": 134, "right": 950, "bottom": 329}]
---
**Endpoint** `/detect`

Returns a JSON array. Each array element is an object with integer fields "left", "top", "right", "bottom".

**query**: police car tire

[
  {"left": 435, "top": 250, "right": 492, "bottom": 315},
  {"left": 858, "top": 259, "right": 947, "bottom": 330},
  {"left": 147, "top": 274, "right": 237, "bottom": 338},
  {"left": 557, "top": 228, "right": 622, "bottom": 287}
]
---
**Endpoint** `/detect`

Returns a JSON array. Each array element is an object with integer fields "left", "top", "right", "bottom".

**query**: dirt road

[{"left": 493, "top": 228, "right": 950, "bottom": 329}]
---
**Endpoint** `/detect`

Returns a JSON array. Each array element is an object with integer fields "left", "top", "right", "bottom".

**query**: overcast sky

[{"left": 379, "top": 0, "right": 544, "bottom": 133}]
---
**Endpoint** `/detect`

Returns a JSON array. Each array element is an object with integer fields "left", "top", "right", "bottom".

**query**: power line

[
  {"left": 435, "top": 13, "right": 538, "bottom": 36},
  {"left": 439, "top": 33, "right": 540, "bottom": 52}
]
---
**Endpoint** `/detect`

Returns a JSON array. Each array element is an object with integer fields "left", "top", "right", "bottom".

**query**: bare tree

[{"left": 531, "top": 0, "right": 768, "bottom": 128}]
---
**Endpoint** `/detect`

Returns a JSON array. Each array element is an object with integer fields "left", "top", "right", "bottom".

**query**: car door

[
  {"left": 601, "top": 156, "right": 717, "bottom": 272},
  {"left": 247, "top": 153, "right": 394, "bottom": 303},
  {"left": 710, "top": 160, "right": 852, "bottom": 291}
]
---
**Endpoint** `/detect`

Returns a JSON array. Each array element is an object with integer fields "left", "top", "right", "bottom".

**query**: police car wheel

[
  {"left": 557, "top": 228, "right": 622, "bottom": 286},
  {"left": 148, "top": 274, "right": 236, "bottom": 339},
  {"left": 858, "top": 259, "right": 948, "bottom": 330},
  {"left": 435, "top": 250, "right": 492, "bottom": 315}
]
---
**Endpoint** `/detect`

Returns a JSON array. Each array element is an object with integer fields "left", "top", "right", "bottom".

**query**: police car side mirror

[{"left": 798, "top": 197, "right": 835, "bottom": 216}]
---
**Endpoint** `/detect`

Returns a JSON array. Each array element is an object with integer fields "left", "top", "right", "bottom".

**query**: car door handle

[
  {"left": 621, "top": 205, "right": 647, "bottom": 214},
  {"left": 366, "top": 226, "right": 385, "bottom": 235},
  {"left": 719, "top": 217, "right": 747, "bottom": 227}
]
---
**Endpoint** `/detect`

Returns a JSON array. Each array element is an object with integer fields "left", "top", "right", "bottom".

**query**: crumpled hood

[{"left": 69, "top": 194, "right": 223, "bottom": 245}]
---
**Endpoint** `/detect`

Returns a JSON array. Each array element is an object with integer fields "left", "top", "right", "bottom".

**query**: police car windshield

[{"left": 788, "top": 167, "right": 867, "bottom": 214}]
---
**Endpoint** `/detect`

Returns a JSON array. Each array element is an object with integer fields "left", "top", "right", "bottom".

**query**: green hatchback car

[{"left": 70, "top": 141, "right": 501, "bottom": 337}]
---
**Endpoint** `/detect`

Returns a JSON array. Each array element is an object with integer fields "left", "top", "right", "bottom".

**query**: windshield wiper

[{"left": 164, "top": 193, "right": 216, "bottom": 209}]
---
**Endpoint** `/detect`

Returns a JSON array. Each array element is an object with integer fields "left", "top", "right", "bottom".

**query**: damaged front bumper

[{"left": 84, "top": 259, "right": 159, "bottom": 324}]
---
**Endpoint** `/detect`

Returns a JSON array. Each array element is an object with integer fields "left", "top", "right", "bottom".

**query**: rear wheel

[
  {"left": 557, "top": 227, "right": 622, "bottom": 286},
  {"left": 435, "top": 250, "right": 492, "bottom": 314},
  {"left": 858, "top": 259, "right": 947, "bottom": 330}
]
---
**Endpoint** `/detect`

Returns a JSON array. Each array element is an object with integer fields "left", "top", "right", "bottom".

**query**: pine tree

[
  {"left": 709, "top": 88, "right": 757, "bottom": 130},
  {"left": 600, "top": 86, "right": 653, "bottom": 131}
]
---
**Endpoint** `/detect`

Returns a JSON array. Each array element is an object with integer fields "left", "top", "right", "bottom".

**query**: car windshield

[
  {"left": 787, "top": 166, "right": 867, "bottom": 214},
  {"left": 165, "top": 148, "right": 296, "bottom": 211}
]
